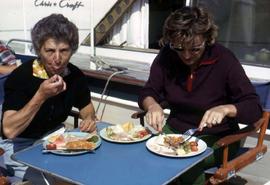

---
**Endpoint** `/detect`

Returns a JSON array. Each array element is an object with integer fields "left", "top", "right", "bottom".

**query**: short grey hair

[{"left": 31, "top": 14, "right": 79, "bottom": 56}]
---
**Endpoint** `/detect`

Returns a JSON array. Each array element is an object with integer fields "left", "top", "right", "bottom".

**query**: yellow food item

[
  {"left": 48, "top": 135, "right": 58, "bottom": 143},
  {"left": 121, "top": 122, "right": 134, "bottom": 132},
  {"left": 48, "top": 134, "right": 64, "bottom": 143},
  {"left": 32, "top": 59, "right": 49, "bottom": 79}
]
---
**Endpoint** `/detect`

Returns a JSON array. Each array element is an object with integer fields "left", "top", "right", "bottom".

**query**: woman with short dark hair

[{"left": 1, "top": 14, "right": 96, "bottom": 184}]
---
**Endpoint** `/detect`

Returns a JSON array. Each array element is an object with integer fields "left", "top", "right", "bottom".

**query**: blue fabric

[
  {"left": 14, "top": 54, "right": 36, "bottom": 64},
  {"left": 0, "top": 74, "right": 9, "bottom": 105},
  {"left": 0, "top": 54, "right": 34, "bottom": 105},
  {"left": 252, "top": 81, "right": 270, "bottom": 111}
]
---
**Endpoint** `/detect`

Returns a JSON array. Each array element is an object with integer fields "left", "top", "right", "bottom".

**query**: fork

[
  {"left": 182, "top": 123, "right": 208, "bottom": 142},
  {"left": 182, "top": 128, "right": 199, "bottom": 142}
]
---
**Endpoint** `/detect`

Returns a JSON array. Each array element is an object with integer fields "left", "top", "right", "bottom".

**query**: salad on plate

[{"left": 100, "top": 122, "right": 151, "bottom": 143}]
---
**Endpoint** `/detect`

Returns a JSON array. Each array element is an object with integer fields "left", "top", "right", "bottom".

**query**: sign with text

[{"left": 34, "top": 0, "right": 84, "bottom": 11}]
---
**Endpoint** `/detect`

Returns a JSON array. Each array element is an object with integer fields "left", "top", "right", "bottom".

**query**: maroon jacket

[{"left": 138, "top": 43, "right": 262, "bottom": 136}]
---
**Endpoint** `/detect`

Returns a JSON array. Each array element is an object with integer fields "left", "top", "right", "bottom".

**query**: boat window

[
  {"left": 148, "top": 0, "right": 184, "bottom": 49},
  {"left": 82, "top": 0, "right": 184, "bottom": 52},
  {"left": 193, "top": 0, "right": 270, "bottom": 68},
  {"left": 88, "top": 0, "right": 270, "bottom": 68}
]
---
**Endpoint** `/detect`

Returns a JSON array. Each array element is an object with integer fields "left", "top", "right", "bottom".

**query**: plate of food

[
  {"left": 43, "top": 132, "right": 101, "bottom": 155},
  {"left": 146, "top": 134, "right": 207, "bottom": 157},
  {"left": 99, "top": 122, "right": 151, "bottom": 143}
]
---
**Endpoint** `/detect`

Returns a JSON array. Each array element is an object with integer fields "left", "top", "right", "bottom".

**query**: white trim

[
  {"left": 185, "top": 0, "right": 191, "bottom": 6},
  {"left": 243, "top": 65, "right": 270, "bottom": 81},
  {"left": 90, "top": 0, "right": 95, "bottom": 57},
  {"left": 91, "top": 92, "right": 138, "bottom": 108},
  {"left": 239, "top": 123, "right": 270, "bottom": 135},
  {"left": 78, "top": 46, "right": 156, "bottom": 64}
]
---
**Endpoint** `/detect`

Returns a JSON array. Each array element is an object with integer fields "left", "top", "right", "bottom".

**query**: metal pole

[{"left": 90, "top": 0, "right": 96, "bottom": 70}]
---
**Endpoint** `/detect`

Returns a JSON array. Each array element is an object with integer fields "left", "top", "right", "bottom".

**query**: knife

[{"left": 42, "top": 148, "right": 95, "bottom": 154}]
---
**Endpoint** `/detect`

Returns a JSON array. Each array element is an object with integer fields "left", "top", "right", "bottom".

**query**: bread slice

[{"left": 121, "top": 122, "right": 134, "bottom": 132}]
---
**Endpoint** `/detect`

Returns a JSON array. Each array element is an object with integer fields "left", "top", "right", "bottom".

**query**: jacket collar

[{"left": 199, "top": 43, "right": 220, "bottom": 66}]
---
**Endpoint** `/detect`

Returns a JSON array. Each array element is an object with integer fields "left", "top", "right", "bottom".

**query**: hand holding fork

[{"left": 182, "top": 123, "right": 207, "bottom": 143}]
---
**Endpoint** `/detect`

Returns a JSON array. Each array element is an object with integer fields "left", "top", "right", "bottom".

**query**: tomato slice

[
  {"left": 46, "top": 143, "right": 57, "bottom": 150},
  {"left": 138, "top": 130, "right": 149, "bottom": 138},
  {"left": 190, "top": 141, "right": 198, "bottom": 146},
  {"left": 191, "top": 145, "right": 198, "bottom": 152}
]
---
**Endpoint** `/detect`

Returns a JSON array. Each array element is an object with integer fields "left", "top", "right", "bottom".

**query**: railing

[{"left": 6, "top": 38, "right": 35, "bottom": 56}]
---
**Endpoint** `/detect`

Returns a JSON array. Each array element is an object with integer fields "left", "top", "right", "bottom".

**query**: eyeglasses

[{"left": 170, "top": 41, "right": 205, "bottom": 54}]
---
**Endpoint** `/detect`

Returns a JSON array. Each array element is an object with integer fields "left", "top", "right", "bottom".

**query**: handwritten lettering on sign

[{"left": 34, "top": 0, "right": 84, "bottom": 11}]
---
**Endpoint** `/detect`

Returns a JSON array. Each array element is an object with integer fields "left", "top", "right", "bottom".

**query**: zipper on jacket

[{"left": 187, "top": 73, "right": 193, "bottom": 92}]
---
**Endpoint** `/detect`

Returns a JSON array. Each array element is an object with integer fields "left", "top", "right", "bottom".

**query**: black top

[{"left": 1, "top": 60, "right": 91, "bottom": 139}]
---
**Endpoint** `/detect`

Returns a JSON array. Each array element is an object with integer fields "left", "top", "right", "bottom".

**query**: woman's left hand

[
  {"left": 198, "top": 104, "right": 237, "bottom": 131},
  {"left": 79, "top": 118, "right": 97, "bottom": 133}
]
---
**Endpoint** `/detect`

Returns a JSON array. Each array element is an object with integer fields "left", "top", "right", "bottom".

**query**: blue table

[{"left": 12, "top": 122, "right": 213, "bottom": 185}]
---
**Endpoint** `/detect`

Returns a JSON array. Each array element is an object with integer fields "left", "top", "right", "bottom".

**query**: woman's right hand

[
  {"left": 37, "top": 74, "right": 67, "bottom": 100},
  {"left": 146, "top": 103, "right": 164, "bottom": 132}
]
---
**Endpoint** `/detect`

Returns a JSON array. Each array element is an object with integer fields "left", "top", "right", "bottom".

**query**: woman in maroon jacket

[{"left": 138, "top": 6, "right": 262, "bottom": 185}]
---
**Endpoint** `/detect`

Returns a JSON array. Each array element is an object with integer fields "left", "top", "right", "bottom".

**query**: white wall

[{"left": 0, "top": 0, "right": 117, "bottom": 43}]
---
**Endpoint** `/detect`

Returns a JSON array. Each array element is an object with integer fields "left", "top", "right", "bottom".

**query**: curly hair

[
  {"left": 31, "top": 14, "right": 79, "bottom": 56},
  {"left": 160, "top": 6, "right": 218, "bottom": 46}
]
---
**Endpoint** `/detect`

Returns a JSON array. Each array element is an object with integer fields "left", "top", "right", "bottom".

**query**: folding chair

[{"left": 206, "top": 81, "right": 270, "bottom": 184}]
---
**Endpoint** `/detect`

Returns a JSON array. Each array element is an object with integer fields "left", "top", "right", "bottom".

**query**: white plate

[
  {"left": 99, "top": 127, "right": 151, "bottom": 143},
  {"left": 146, "top": 134, "right": 207, "bottom": 158},
  {"left": 43, "top": 132, "right": 101, "bottom": 155}
]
